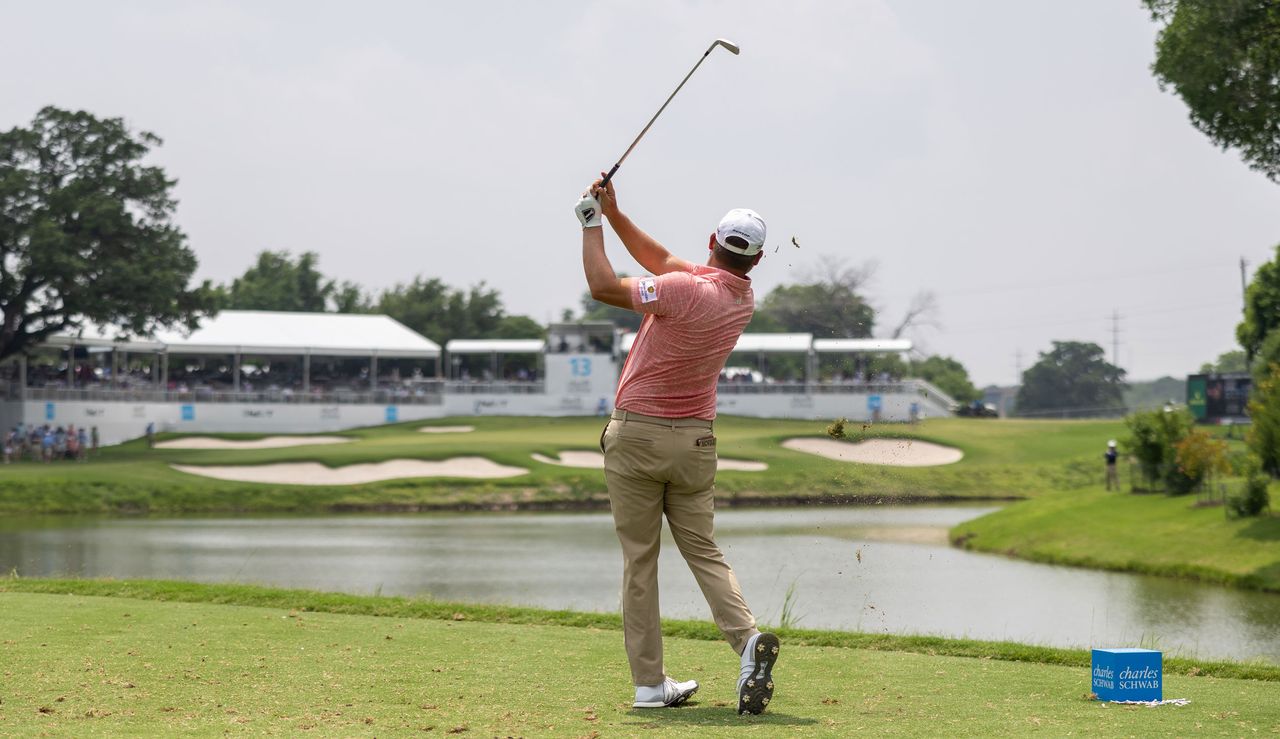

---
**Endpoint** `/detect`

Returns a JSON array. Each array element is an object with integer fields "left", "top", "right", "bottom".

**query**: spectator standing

[
  {"left": 91, "top": 426, "right": 100, "bottom": 453},
  {"left": 1105, "top": 440, "right": 1120, "bottom": 491},
  {"left": 77, "top": 427, "right": 89, "bottom": 461}
]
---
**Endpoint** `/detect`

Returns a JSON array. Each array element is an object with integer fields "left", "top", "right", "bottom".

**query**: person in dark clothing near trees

[{"left": 1105, "top": 439, "right": 1119, "bottom": 491}]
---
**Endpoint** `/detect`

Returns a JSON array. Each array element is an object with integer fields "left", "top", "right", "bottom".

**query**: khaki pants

[
  {"left": 1106, "top": 464, "right": 1119, "bottom": 490},
  {"left": 601, "top": 409, "right": 758, "bottom": 686}
]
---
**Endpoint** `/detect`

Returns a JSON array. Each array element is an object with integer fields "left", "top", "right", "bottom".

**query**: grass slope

[
  {"left": 0, "top": 416, "right": 1123, "bottom": 515},
  {"left": 2, "top": 582, "right": 1277, "bottom": 736},
  {"left": 952, "top": 488, "right": 1280, "bottom": 592}
]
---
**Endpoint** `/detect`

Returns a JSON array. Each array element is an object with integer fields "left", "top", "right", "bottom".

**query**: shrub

[
  {"left": 1229, "top": 455, "right": 1272, "bottom": 518},
  {"left": 1123, "top": 407, "right": 1195, "bottom": 491},
  {"left": 1172, "top": 429, "right": 1230, "bottom": 494}
]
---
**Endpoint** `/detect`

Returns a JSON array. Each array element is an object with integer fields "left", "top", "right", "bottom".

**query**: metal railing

[
  {"left": 444, "top": 381, "right": 546, "bottom": 395},
  {"left": 16, "top": 385, "right": 445, "bottom": 406}
]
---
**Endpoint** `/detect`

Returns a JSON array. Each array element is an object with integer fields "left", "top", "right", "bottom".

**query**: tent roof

[
  {"left": 813, "top": 338, "right": 913, "bottom": 353},
  {"left": 48, "top": 311, "right": 440, "bottom": 358},
  {"left": 621, "top": 332, "right": 814, "bottom": 354},
  {"left": 446, "top": 339, "right": 546, "bottom": 354}
]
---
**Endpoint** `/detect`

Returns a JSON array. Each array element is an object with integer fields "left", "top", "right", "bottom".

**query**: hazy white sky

[{"left": 4, "top": 1, "right": 1277, "bottom": 386}]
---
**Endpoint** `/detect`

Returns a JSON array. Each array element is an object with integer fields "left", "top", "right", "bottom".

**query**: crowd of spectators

[{"left": 3, "top": 422, "right": 98, "bottom": 464}]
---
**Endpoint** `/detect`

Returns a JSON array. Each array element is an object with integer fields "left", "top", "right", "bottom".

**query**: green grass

[
  {"left": 1, "top": 581, "right": 1277, "bottom": 736},
  {"left": 952, "top": 487, "right": 1280, "bottom": 592},
  {"left": 0, "top": 416, "right": 1124, "bottom": 515}
]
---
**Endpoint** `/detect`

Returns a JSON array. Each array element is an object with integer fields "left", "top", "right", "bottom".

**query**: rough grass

[
  {"left": 1, "top": 582, "right": 1278, "bottom": 736},
  {"left": 0, "top": 416, "right": 1123, "bottom": 515}
]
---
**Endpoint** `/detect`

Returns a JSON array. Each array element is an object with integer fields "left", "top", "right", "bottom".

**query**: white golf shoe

[
  {"left": 737, "top": 632, "right": 780, "bottom": 715},
  {"left": 632, "top": 677, "right": 699, "bottom": 708}
]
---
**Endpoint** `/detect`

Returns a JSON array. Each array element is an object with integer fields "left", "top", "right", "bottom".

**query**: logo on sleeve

[{"left": 638, "top": 277, "right": 658, "bottom": 304}]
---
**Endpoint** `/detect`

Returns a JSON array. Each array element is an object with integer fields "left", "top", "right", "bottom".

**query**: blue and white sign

[
  {"left": 385, "top": 405, "right": 398, "bottom": 423},
  {"left": 867, "top": 395, "right": 882, "bottom": 412},
  {"left": 1091, "top": 648, "right": 1162, "bottom": 702},
  {"left": 181, "top": 404, "right": 195, "bottom": 421},
  {"left": 45, "top": 402, "right": 55, "bottom": 421}
]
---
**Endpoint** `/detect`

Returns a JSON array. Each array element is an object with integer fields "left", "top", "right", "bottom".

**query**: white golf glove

[{"left": 575, "top": 194, "right": 602, "bottom": 228}]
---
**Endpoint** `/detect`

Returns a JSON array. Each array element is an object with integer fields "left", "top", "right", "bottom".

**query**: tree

[
  {"left": 1124, "top": 406, "right": 1199, "bottom": 492},
  {"left": 1247, "top": 363, "right": 1280, "bottom": 476},
  {"left": 910, "top": 355, "right": 980, "bottom": 403},
  {"left": 1198, "top": 349, "right": 1248, "bottom": 373},
  {"left": 223, "top": 251, "right": 336, "bottom": 312},
  {"left": 0, "top": 107, "right": 216, "bottom": 362},
  {"left": 755, "top": 257, "right": 876, "bottom": 338},
  {"left": 492, "top": 315, "right": 545, "bottom": 339},
  {"left": 374, "top": 277, "right": 537, "bottom": 347},
  {"left": 1238, "top": 244, "right": 1280, "bottom": 366},
  {"left": 1145, "top": 1, "right": 1280, "bottom": 182},
  {"left": 1016, "top": 341, "right": 1127, "bottom": 414}
]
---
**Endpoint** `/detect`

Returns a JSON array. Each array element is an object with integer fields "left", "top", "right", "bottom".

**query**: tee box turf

[{"left": 1091, "top": 648, "right": 1162, "bottom": 702}]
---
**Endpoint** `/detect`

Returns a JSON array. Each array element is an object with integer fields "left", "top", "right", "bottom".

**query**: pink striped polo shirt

[{"left": 615, "top": 263, "right": 754, "bottom": 420}]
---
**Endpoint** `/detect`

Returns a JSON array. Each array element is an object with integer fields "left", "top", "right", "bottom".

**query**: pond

[{"left": 2, "top": 506, "right": 1276, "bottom": 663}]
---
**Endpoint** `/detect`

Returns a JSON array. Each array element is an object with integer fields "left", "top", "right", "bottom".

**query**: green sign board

[{"left": 1187, "top": 376, "right": 1207, "bottom": 420}]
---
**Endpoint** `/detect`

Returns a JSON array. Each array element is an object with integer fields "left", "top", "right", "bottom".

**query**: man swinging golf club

[{"left": 575, "top": 177, "right": 780, "bottom": 715}]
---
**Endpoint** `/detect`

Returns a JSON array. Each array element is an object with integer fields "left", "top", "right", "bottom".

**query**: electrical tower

[{"left": 1109, "top": 309, "right": 1123, "bottom": 369}]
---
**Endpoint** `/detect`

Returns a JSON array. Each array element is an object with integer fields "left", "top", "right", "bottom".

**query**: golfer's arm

[
  {"left": 582, "top": 227, "right": 635, "bottom": 310},
  {"left": 607, "top": 210, "right": 692, "bottom": 275}
]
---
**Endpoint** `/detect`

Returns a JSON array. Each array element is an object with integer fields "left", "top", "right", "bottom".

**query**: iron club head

[{"left": 713, "top": 38, "right": 741, "bottom": 55}]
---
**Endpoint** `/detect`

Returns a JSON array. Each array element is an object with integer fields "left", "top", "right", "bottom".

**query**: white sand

[
  {"left": 531, "top": 450, "right": 767, "bottom": 472},
  {"left": 155, "top": 435, "right": 353, "bottom": 450},
  {"left": 171, "top": 457, "right": 528, "bottom": 485},
  {"left": 782, "top": 437, "right": 963, "bottom": 467},
  {"left": 418, "top": 425, "right": 476, "bottom": 434}
]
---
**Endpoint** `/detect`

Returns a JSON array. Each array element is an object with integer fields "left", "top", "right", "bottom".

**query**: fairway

[
  {"left": 0, "top": 416, "right": 1125, "bottom": 516},
  {"left": 2, "top": 588, "right": 1277, "bottom": 737}
]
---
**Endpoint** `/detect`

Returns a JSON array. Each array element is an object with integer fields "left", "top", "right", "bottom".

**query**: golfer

[{"left": 575, "top": 177, "right": 779, "bottom": 715}]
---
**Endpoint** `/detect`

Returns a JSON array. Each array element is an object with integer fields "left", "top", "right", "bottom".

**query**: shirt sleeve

[{"left": 631, "top": 270, "right": 699, "bottom": 317}]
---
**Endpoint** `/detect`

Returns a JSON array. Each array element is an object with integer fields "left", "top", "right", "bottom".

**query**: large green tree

[
  {"left": 1198, "top": 349, "right": 1248, "bottom": 373},
  {"left": 1237, "top": 243, "right": 1280, "bottom": 366},
  {"left": 911, "top": 355, "right": 980, "bottom": 403},
  {"left": 0, "top": 107, "right": 216, "bottom": 362},
  {"left": 223, "top": 251, "right": 339, "bottom": 312},
  {"left": 1017, "top": 341, "right": 1127, "bottom": 414},
  {"left": 1145, "top": 0, "right": 1280, "bottom": 182},
  {"left": 755, "top": 258, "right": 876, "bottom": 338},
  {"left": 374, "top": 277, "right": 542, "bottom": 347}
]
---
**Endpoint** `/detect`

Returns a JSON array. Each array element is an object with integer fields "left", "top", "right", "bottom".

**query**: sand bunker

[
  {"left": 531, "top": 450, "right": 767, "bottom": 472},
  {"left": 171, "top": 457, "right": 528, "bottom": 485},
  {"left": 155, "top": 435, "right": 353, "bottom": 450},
  {"left": 782, "top": 438, "right": 963, "bottom": 467},
  {"left": 418, "top": 425, "right": 476, "bottom": 434}
]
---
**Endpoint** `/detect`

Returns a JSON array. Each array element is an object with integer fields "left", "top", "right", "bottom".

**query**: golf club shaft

[{"left": 599, "top": 47, "right": 718, "bottom": 189}]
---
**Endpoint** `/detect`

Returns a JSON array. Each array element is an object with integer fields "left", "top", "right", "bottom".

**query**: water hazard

[{"left": 1, "top": 506, "right": 1276, "bottom": 663}]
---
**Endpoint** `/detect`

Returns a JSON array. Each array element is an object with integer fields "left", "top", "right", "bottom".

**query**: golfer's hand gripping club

[{"left": 575, "top": 194, "right": 602, "bottom": 229}]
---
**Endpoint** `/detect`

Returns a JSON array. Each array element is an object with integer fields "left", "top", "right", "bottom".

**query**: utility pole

[
  {"left": 1242, "top": 257, "right": 1252, "bottom": 365},
  {"left": 1109, "top": 309, "right": 1123, "bottom": 369},
  {"left": 1014, "top": 348, "right": 1023, "bottom": 385}
]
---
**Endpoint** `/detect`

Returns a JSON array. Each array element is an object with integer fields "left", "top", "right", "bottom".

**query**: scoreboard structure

[{"left": 1186, "top": 372, "right": 1252, "bottom": 424}]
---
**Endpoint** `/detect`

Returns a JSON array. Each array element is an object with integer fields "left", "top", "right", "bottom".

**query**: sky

[{"left": 4, "top": 1, "right": 1278, "bottom": 386}]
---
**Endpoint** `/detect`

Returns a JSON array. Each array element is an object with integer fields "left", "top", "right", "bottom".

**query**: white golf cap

[
  {"left": 715, "top": 208, "right": 766, "bottom": 256},
  {"left": 1108, "top": 439, "right": 1117, "bottom": 447}
]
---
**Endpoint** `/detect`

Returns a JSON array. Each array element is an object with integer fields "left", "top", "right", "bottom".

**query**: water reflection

[{"left": 1, "top": 507, "right": 1276, "bottom": 663}]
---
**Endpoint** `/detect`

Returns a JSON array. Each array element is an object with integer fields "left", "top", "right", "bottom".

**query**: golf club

[{"left": 598, "top": 38, "right": 739, "bottom": 188}]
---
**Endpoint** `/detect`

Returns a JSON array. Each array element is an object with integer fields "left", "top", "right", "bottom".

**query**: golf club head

[{"left": 712, "top": 38, "right": 740, "bottom": 55}]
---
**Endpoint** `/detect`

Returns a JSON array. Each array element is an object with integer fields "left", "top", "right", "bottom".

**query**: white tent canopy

[
  {"left": 155, "top": 311, "right": 440, "bottom": 358},
  {"left": 446, "top": 339, "right": 545, "bottom": 354},
  {"left": 49, "top": 311, "right": 440, "bottom": 358},
  {"left": 813, "top": 338, "right": 912, "bottom": 354},
  {"left": 621, "top": 332, "right": 815, "bottom": 354}
]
